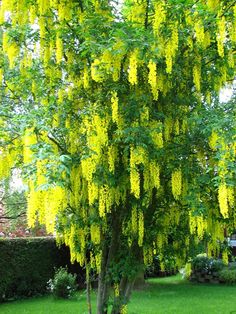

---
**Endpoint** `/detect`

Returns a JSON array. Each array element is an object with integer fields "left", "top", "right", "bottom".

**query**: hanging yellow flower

[
  {"left": 128, "top": 49, "right": 138, "bottom": 85},
  {"left": 218, "top": 183, "right": 228, "bottom": 218},
  {"left": 148, "top": 60, "right": 158, "bottom": 100},
  {"left": 171, "top": 169, "right": 182, "bottom": 200}
]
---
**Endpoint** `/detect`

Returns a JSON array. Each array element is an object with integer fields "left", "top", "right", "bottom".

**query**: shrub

[
  {"left": 219, "top": 269, "right": 236, "bottom": 284},
  {"left": 48, "top": 267, "right": 77, "bottom": 299},
  {"left": 190, "top": 254, "right": 234, "bottom": 283},
  {"left": 228, "top": 262, "right": 236, "bottom": 270},
  {"left": 191, "top": 255, "right": 211, "bottom": 274},
  {"left": 209, "top": 259, "right": 224, "bottom": 273}
]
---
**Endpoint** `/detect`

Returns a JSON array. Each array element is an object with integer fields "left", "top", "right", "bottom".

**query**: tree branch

[
  {"left": 47, "top": 134, "right": 66, "bottom": 152},
  {"left": 221, "top": 1, "right": 236, "bottom": 17},
  {"left": 145, "top": 0, "right": 150, "bottom": 29},
  {"left": 0, "top": 211, "right": 26, "bottom": 222}
]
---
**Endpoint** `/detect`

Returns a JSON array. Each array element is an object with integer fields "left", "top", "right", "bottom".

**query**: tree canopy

[{"left": 0, "top": 1, "right": 235, "bottom": 313}]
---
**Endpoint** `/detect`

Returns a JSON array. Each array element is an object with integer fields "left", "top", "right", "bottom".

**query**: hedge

[{"left": 0, "top": 237, "right": 84, "bottom": 302}]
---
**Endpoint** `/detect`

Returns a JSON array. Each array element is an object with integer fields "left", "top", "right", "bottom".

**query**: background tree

[
  {"left": 0, "top": 177, "right": 26, "bottom": 225},
  {"left": 0, "top": 1, "right": 235, "bottom": 313}
]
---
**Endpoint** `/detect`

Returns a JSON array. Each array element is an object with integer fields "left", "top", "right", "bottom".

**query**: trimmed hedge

[{"left": 0, "top": 237, "right": 84, "bottom": 302}]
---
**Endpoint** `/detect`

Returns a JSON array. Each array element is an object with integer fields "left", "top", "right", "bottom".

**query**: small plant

[
  {"left": 219, "top": 269, "right": 236, "bottom": 285},
  {"left": 47, "top": 267, "right": 77, "bottom": 299},
  {"left": 180, "top": 262, "right": 192, "bottom": 279}
]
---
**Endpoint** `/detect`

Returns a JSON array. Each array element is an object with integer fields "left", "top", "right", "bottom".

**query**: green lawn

[{"left": 1, "top": 275, "right": 236, "bottom": 314}]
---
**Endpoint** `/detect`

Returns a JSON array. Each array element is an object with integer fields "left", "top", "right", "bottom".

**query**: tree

[
  {"left": 0, "top": 178, "right": 26, "bottom": 226},
  {"left": 0, "top": 1, "right": 235, "bottom": 313},
  {"left": 0, "top": 177, "right": 46, "bottom": 237}
]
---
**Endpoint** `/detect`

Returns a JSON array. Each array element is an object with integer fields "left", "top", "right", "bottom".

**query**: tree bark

[
  {"left": 133, "top": 269, "right": 145, "bottom": 289},
  {"left": 111, "top": 277, "right": 135, "bottom": 314},
  {"left": 96, "top": 244, "right": 109, "bottom": 314},
  {"left": 85, "top": 258, "right": 92, "bottom": 314},
  {"left": 97, "top": 212, "right": 121, "bottom": 314}
]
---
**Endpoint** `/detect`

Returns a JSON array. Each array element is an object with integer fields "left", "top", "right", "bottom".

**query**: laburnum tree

[{"left": 0, "top": 0, "right": 236, "bottom": 313}]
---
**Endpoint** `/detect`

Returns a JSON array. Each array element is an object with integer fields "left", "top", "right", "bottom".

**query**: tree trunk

[
  {"left": 97, "top": 212, "right": 121, "bottom": 314},
  {"left": 111, "top": 277, "right": 135, "bottom": 314},
  {"left": 96, "top": 244, "right": 109, "bottom": 314},
  {"left": 85, "top": 258, "right": 92, "bottom": 314},
  {"left": 133, "top": 269, "right": 145, "bottom": 289}
]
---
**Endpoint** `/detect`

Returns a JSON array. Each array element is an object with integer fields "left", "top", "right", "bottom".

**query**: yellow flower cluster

[
  {"left": 171, "top": 169, "right": 182, "bottom": 200},
  {"left": 197, "top": 215, "right": 205, "bottom": 240},
  {"left": 45, "top": 186, "right": 67, "bottom": 232},
  {"left": 131, "top": 205, "right": 138, "bottom": 234},
  {"left": 0, "top": 68, "right": 3, "bottom": 83},
  {"left": 81, "top": 115, "right": 108, "bottom": 201},
  {"left": 70, "top": 167, "right": 81, "bottom": 208},
  {"left": 83, "top": 65, "right": 90, "bottom": 89},
  {"left": 95, "top": 250, "right": 102, "bottom": 273},
  {"left": 157, "top": 233, "right": 166, "bottom": 250},
  {"left": 222, "top": 250, "right": 228, "bottom": 265},
  {"left": 194, "top": 19, "right": 205, "bottom": 47},
  {"left": 111, "top": 91, "right": 119, "bottom": 124},
  {"left": 130, "top": 167, "right": 140, "bottom": 199},
  {"left": 140, "top": 106, "right": 149, "bottom": 126},
  {"left": 174, "top": 120, "right": 180, "bottom": 136},
  {"left": 193, "top": 63, "right": 201, "bottom": 92},
  {"left": 143, "top": 246, "right": 153, "bottom": 266},
  {"left": 29, "top": 5, "right": 36, "bottom": 24},
  {"left": 203, "top": 31, "right": 211, "bottom": 49},
  {"left": 130, "top": 146, "right": 147, "bottom": 198},
  {"left": 165, "top": 24, "right": 178, "bottom": 74},
  {"left": 128, "top": 50, "right": 138, "bottom": 85},
  {"left": 39, "top": 17, "right": 46, "bottom": 40},
  {"left": 91, "top": 59, "right": 103, "bottom": 82},
  {"left": 27, "top": 158, "right": 67, "bottom": 232},
  {"left": 209, "top": 131, "right": 219, "bottom": 150},
  {"left": 27, "top": 181, "right": 39, "bottom": 227},
  {"left": 56, "top": 34, "right": 63, "bottom": 64},
  {"left": 108, "top": 145, "right": 117, "bottom": 174},
  {"left": 218, "top": 182, "right": 228, "bottom": 218},
  {"left": 189, "top": 212, "right": 196, "bottom": 234},
  {"left": 121, "top": 304, "right": 128, "bottom": 314},
  {"left": 98, "top": 186, "right": 107, "bottom": 217},
  {"left": 164, "top": 118, "right": 172, "bottom": 142},
  {"left": 23, "top": 128, "right": 37, "bottom": 164},
  {"left": 227, "top": 187, "right": 235, "bottom": 208},
  {"left": 58, "top": 3, "right": 66, "bottom": 21},
  {"left": 85, "top": 180, "right": 96, "bottom": 205},
  {"left": 150, "top": 161, "right": 160, "bottom": 189},
  {"left": 151, "top": 122, "right": 164, "bottom": 148},
  {"left": 153, "top": 2, "right": 166, "bottom": 37},
  {"left": 2, "top": 33, "right": 19, "bottom": 69},
  {"left": 114, "top": 283, "right": 119, "bottom": 297},
  {"left": 127, "top": 1, "right": 146, "bottom": 25},
  {"left": 38, "top": 0, "right": 50, "bottom": 16},
  {"left": 112, "top": 57, "right": 122, "bottom": 82},
  {"left": 0, "top": 0, "right": 14, "bottom": 23},
  {"left": 91, "top": 224, "right": 100, "bottom": 245},
  {"left": 0, "top": 149, "right": 15, "bottom": 179},
  {"left": 148, "top": 60, "right": 158, "bottom": 100},
  {"left": 207, "top": 0, "right": 219, "bottom": 10},
  {"left": 217, "top": 16, "right": 226, "bottom": 57},
  {"left": 138, "top": 211, "right": 144, "bottom": 247}
]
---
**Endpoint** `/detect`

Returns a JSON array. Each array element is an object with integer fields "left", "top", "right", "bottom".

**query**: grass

[{"left": 1, "top": 275, "right": 236, "bottom": 314}]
